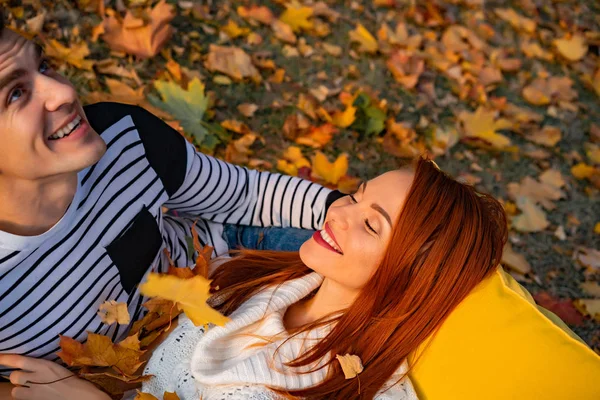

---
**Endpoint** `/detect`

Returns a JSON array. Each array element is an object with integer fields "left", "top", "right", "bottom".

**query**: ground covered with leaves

[{"left": 5, "top": 0, "right": 600, "bottom": 357}]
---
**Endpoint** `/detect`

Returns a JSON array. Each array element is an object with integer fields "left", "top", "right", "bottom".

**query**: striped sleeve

[{"left": 163, "top": 141, "right": 331, "bottom": 230}]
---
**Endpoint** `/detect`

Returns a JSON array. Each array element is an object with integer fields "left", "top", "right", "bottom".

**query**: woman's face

[{"left": 299, "top": 169, "right": 414, "bottom": 291}]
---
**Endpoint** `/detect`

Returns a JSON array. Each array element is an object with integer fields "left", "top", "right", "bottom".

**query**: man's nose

[{"left": 37, "top": 75, "right": 79, "bottom": 112}]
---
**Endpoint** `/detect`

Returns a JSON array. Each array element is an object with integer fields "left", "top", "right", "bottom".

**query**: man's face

[{"left": 0, "top": 29, "right": 106, "bottom": 182}]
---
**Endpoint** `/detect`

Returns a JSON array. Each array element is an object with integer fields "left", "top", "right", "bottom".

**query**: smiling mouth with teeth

[{"left": 48, "top": 115, "right": 82, "bottom": 141}]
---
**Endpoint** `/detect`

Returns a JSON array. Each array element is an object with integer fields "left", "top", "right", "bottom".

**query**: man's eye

[
  {"left": 8, "top": 87, "right": 24, "bottom": 104},
  {"left": 39, "top": 58, "right": 51, "bottom": 73}
]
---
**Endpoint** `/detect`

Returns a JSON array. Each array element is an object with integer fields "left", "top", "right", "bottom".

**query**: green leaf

[{"left": 148, "top": 78, "right": 222, "bottom": 150}]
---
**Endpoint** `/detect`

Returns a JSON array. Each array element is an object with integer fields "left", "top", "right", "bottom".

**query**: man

[{"left": 0, "top": 15, "right": 343, "bottom": 397}]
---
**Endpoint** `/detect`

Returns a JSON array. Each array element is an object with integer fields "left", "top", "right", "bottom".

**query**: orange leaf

[
  {"left": 97, "top": 300, "right": 130, "bottom": 325},
  {"left": 101, "top": 0, "right": 175, "bottom": 59},
  {"left": 295, "top": 124, "right": 338, "bottom": 148},
  {"left": 237, "top": 5, "right": 274, "bottom": 25},
  {"left": 57, "top": 333, "right": 145, "bottom": 375}
]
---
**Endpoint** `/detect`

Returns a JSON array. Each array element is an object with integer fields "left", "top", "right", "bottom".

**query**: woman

[
  {"left": 141, "top": 156, "right": 508, "bottom": 400},
  {"left": 4, "top": 157, "right": 508, "bottom": 399}
]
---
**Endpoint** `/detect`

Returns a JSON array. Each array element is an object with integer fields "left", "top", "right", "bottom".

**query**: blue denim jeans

[{"left": 222, "top": 224, "right": 315, "bottom": 252}]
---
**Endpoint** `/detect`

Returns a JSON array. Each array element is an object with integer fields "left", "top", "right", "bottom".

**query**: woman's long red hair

[{"left": 209, "top": 157, "right": 508, "bottom": 399}]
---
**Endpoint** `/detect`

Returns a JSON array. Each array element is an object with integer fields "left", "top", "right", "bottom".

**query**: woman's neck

[{"left": 283, "top": 277, "right": 358, "bottom": 332}]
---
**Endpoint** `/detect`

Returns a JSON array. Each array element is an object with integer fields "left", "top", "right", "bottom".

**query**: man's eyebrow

[
  {"left": 360, "top": 181, "right": 393, "bottom": 228},
  {"left": 0, "top": 43, "right": 44, "bottom": 94}
]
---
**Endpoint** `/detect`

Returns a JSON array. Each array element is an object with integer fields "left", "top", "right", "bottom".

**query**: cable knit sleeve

[{"left": 141, "top": 314, "right": 205, "bottom": 399}]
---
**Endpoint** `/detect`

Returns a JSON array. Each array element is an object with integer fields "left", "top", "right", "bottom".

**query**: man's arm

[{"left": 87, "top": 102, "right": 344, "bottom": 230}]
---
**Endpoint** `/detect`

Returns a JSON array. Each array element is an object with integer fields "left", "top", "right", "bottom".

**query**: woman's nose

[{"left": 327, "top": 206, "right": 349, "bottom": 230}]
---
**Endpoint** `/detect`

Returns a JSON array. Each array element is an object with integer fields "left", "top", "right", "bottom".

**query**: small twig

[{"left": 27, "top": 374, "right": 76, "bottom": 385}]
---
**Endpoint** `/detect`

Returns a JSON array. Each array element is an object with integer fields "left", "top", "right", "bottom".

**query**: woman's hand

[{"left": 0, "top": 354, "right": 111, "bottom": 400}]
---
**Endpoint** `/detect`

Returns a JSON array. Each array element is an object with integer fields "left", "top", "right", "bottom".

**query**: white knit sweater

[{"left": 141, "top": 272, "right": 418, "bottom": 400}]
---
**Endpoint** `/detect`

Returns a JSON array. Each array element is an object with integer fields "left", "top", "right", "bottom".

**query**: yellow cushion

[{"left": 407, "top": 266, "right": 600, "bottom": 399}]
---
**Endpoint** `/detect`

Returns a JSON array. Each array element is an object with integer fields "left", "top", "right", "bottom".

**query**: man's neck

[
  {"left": 284, "top": 277, "right": 358, "bottom": 331},
  {"left": 0, "top": 173, "right": 78, "bottom": 236}
]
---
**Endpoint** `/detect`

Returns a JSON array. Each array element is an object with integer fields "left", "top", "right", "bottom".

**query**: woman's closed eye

[{"left": 348, "top": 194, "right": 378, "bottom": 235}]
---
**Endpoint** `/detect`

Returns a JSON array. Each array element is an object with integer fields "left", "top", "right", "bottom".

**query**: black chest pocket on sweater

[{"left": 106, "top": 206, "right": 162, "bottom": 294}]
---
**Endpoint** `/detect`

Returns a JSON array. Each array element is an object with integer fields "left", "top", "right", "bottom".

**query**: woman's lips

[
  {"left": 324, "top": 222, "right": 343, "bottom": 253},
  {"left": 312, "top": 230, "right": 342, "bottom": 254}
]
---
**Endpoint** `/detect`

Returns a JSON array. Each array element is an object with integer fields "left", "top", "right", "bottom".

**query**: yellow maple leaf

[
  {"left": 43, "top": 39, "right": 94, "bottom": 70},
  {"left": 311, "top": 152, "right": 348, "bottom": 185},
  {"left": 332, "top": 103, "right": 357, "bottom": 128},
  {"left": 554, "top": 34, "right": 588, "bottom": 61},
  {"left": 276, "top": 146, "right": 311, "bottom": 176},
  {"left": 458, "top": 107, "right": 513, "bottom": 150},
  {"left": 594, "top": 222, "right": 600, "bottom": 235},
  {"left": 279, "top": 5, "right": 314, "bottom": 32},
  {"left": 349, "top": 24, "right": 378, "bottom": 53},
  {"left": 336, "top": 354, "right": 364, "bottom": 379},
  {"left": 221, "top": 19, "right": 250, "bottom": 39},
  {"left": 97, "top": 300, "right": 130, "bottom": 325},
  {"left": 495, "top": 8, "right": 536, "bottom": 33},
  {"left": 139, "top": 273, "right": 229, "bottom": 327},
  {"left": 57, "top": 333, "right": 145, "bottom": 375},
  {"left": 571, "top": 163, "right": 598, "bottom": 180}
]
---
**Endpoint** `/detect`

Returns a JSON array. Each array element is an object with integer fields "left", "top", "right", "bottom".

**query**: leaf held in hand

[
  {"left": 98, "top": 300, "right": 130, "bottom": 325},
  {"left": 336, "top": 354, "right": 364, "bottom": 379},
  {"left": 139, "top": 273, "right": 229, "bottom": 327}
]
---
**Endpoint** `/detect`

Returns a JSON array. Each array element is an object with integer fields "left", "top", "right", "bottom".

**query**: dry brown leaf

[
  {"left": 575, "top": 299, "right": 600, "bottom": 322},
  {"left": 581, "top": 282, "right": 600, "bottom": 297},
  {"left": 495, "top": 8, "right": 536, "bottom": 33},
  {"left": 57, "top": 333, "right": 145, "bottom": 375},
  {"left": 271, "top": 20, "right": 297, "bottom": 44},
  {"left": 501, "top": 242, "right": 532, "bottom": 275},
  {"left": 237, "top": 5, "right": 274, "bottom": 25},
  {"left": 507, "top": 176, "right": 565, "bottom": 211},
  {"left": 576, "top": 247, "right": 600, "bottom": 271},
  {"left": 225, "top": 133, "right": 258, "bottom": 164},
  {"left": 237, "top": 103, "right": 259, "bottom": 117},
  {"left": 386, "top": 50, "right": 424, "bottom": 89},
  {"left": 98, "top": 300, "right": 130, "bottom": 325},
  {"left": 102, "top": 0, "right": 175, "bottom": 59},
  {"left": 336, "top": 354, "right": 364, "bottom": 379},
  {"left": 204, "top": 45, "right": 261, "bottom": 82},
  {"left": 84, "top": 78, "right": 172, "bottom": 121},
  {"left": 527, "top": 126, "right": 562, "bottom": 147},
  {"left": 512, "top": 196, "right": 550, "bottom": 232},
  {"left": 522, "top": 76, "right": 578, "bottom": 106}
]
